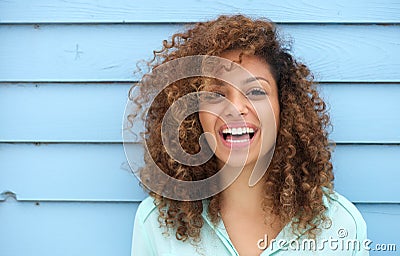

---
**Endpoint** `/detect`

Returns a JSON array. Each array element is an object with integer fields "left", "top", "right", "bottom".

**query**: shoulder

[
  {"left": 323, "top": 190, "right": 367, "bottom": 240},
  {"left": 324, "top": 191, "right": 366, "bottom": 228},
  {"left": 135, "top": 196, "right": 158, "bottom": 224},
  {"left": 132, "top": 196, "right": 162, "bottom": 256}
]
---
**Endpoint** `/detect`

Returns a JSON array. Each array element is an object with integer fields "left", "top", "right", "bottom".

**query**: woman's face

[{"left": 198, "top": 51, "right": 280, "bottom": 170}]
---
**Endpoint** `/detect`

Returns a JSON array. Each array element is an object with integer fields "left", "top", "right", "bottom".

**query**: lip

[{"left": 218, "top": 122, "right": 259, "bottom": 148}]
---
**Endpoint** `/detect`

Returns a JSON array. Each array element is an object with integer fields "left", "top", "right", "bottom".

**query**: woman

[{"left": 129, "top": 15, "right": 368, "bottom": 255}]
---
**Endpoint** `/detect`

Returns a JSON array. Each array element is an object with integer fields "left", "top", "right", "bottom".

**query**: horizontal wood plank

[
  {"left": 354, "top": 203, "right": 400, "bottom": 252},
  {"left": 0, "top": 0, "right": 399, "bottom": 23},
  {"left": 321, "top": 83, "right": 400, "bottom": 143},
  {"left": 0, "top": 83, "right": 132, "bottom": 143},
  {"left": 1, "top": 83, "right": 399, "bottom": 143},
  {"left": 0, "top": 200, "right": 138, "bottom": 256},
  {"left": 0, "top": 143, "right": 146, "bottom": 202},
  {"left": 0, "top": 25, "right": 399, "bottom": 82},
  {"left": 333, "top": 145, "right": 400, "bottom": 203},
  {"left": 0, "top": 143, "right": 399, "bottom": 202},
  {"left": 0, "top": 200, "right": 398, "bottom": 256}
]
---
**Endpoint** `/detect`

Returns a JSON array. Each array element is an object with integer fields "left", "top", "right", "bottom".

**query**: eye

[
  {"left": 199, "top": 91, "right": 225, "bottom": 104},
  {"left": 247, "top": 88, "right": 267, "bottom": 100}
]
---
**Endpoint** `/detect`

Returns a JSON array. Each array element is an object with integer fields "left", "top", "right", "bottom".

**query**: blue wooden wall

[{"left": 0, "top": 1, "right": 399, "bottom": 255}]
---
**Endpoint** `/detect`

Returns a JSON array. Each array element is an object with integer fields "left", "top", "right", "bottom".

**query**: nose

[{"left": 223, "top": 89, "right": 249, "bottom": 117}]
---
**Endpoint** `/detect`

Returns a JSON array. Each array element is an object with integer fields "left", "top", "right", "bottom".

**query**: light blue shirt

[{"left": 132, "top": 191, "right": 369, "bottom": 255}]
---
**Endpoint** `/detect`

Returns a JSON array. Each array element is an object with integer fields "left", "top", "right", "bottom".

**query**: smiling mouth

[{"left": 219, "top": 126, "right": 257, "bottom": 146}]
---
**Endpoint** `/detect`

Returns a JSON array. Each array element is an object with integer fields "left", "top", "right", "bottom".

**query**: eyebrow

[
  {"left": 205, "top": 76, "right": 271, "bottom": 89},
  {"left": 244, "top": 76, "right": 271, "bottom": 86}
]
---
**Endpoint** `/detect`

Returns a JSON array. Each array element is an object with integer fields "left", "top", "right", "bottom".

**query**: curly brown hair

[{"left": 129, "top": 14, "right": 334, "bottom": 243}]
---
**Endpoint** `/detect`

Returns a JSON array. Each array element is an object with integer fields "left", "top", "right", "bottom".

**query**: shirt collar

[{"left": 200, "top": 200, "right": 304, "bottom": 255}]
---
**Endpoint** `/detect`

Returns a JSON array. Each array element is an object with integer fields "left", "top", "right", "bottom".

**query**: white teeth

[
  {"left": 221, "top": 127, "right": 255, "bottom": 135},
  {"left": 231, "top": 128, "right": 238, "bottom": 135},
  {"left": 226, "top": 139, "right": 250, "bottom": 143}
]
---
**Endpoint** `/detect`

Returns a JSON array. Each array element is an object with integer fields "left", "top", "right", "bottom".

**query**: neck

[{"left": 220, "top": 163, "right": 266, "bottom": 213}]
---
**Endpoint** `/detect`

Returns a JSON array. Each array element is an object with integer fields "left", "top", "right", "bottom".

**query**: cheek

[
  {"left": 270, "top": 98, "right": 280, "bottom": 130},
  {"left": 273, "top": 100, "right": 280, "bottom": 130},
  {"left": 261, "top": 95, "right": 280, "bottom": 129},
  {"left": 199, "top": 112, "right": 216, "bottom": 132},
  {"left": 253, "top": 98, "right": 280, "bottom": 134}
]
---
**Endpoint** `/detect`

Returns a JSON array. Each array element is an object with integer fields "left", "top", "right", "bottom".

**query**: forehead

[
  {"left": 200, "top": 55, "right": 276, "bottom": 92},
  {"left": 215, "top": 52, "right": 276, "bottom": 84}
]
